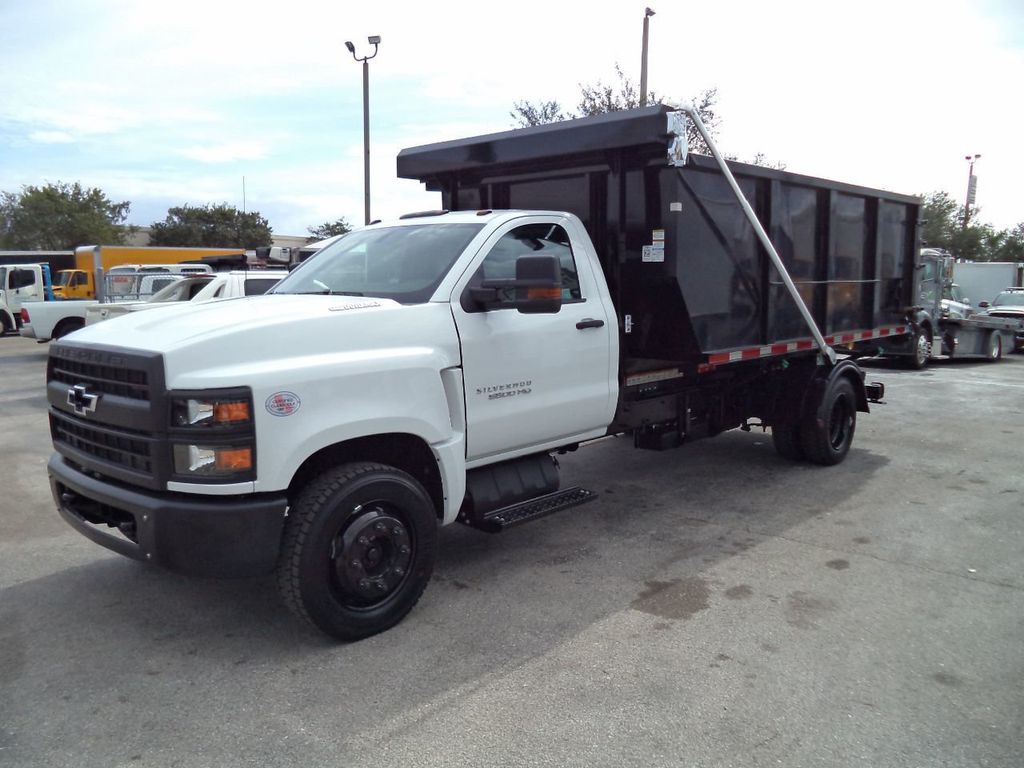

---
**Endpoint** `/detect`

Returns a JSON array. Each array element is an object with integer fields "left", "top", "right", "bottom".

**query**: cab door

[{"left": 451, "top": 216, "right": 615, "bottom": 464}]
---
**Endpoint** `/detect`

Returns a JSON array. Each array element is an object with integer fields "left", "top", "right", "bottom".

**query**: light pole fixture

[
  {"left": 640, "top": 8, "right": 655, "bottom": 107},
  {"left": 963, "top": 153, "right": 980, "bottom": 229},
  {"left": 345, "top": 35, "right": 381, "bottom": 225}
]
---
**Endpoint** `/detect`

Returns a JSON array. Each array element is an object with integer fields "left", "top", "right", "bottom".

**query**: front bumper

[{"left": 49, "top": 454, "right": 287, "bottom": 577}]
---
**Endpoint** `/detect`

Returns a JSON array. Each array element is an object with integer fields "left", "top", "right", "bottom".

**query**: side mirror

[
  {"left": 978, "top": 301, "right": 991, "bottom": 309},
  {"left": 468, "top": 255, "right": 562, "bottom": 314},
  {"left": 963, "top": 298, "right": 971, "bottom": 305}
]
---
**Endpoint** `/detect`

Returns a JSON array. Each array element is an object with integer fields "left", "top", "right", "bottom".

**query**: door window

[
  {"left": 467, "top": 222, "right": 581, "bottom": 311},
  {"left": 11, "top": 269, "right": 36, "bottom": 289}
]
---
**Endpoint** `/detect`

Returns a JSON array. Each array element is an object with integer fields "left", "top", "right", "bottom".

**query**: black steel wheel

[
  {"left": 772, "top": 422, "right": 805, "bottom": 461},
  {"left": 799, "top": 378, "right": 857, "bottom": 466},
  {"left": 277, "top": 462, "right": 436, "bottom": 641},
  {"left": 984, "top": 331, "right": 1002, "bottom": 362}
]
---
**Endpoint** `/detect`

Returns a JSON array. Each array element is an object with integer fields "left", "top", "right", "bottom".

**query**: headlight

[
  {"left": 171, "top": 396, "right": 251, "bottom": 427},
  {"left": 169, "top": 388, "right": 255, "bottom": 482},
  {"left": 173, "top": 444, "right": 253, "bottom": 476}
]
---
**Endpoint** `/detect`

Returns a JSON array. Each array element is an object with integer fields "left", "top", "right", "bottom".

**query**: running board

[{"left": 462, "top": 487, "right": 597, "bottom": 533}]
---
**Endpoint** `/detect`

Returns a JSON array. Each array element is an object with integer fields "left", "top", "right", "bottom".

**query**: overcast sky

[{"left": 1, "top": 0, "right": 1022, "bottom": 238}]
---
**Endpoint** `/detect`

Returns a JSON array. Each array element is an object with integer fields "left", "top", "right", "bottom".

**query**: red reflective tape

[{"left": 771, "top": 343, "right": 789, "bottom": 354}]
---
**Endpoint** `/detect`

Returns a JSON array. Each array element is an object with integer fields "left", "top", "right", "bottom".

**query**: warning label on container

[{"left": 642, "top": 245, "right": 664, "bottom": 263}]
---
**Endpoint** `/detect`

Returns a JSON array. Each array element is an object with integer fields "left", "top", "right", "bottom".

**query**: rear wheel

[
  {"left": 772, "top": 422, "right": 805, "bottom": 461},
  {"left": 985, "top": 331, "right": 1002, "bottom": 362},
  {"left": 277, "top": 462, "right": 437, "bottom": 641},
  {"left": 800, "top": 379, "right": 857, "bottom": 466},
  {"left": 52, "top": 318, "right": 84, "bottom": 340}
]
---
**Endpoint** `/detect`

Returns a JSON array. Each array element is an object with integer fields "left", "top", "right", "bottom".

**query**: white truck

[
  {"left": 0, "top": 263, "right": 52, "bottom": 334},
  {"left": 45, "top": 106, "right": 897, "bottom": 641},
  {"left": 84, "top": 270, "right": 287, "bottom": 325},
  {"left": 952, "top": 261, "right": 1024, "bottom": 307},
  {"left": 19, "top": 264, "right": 213, "bottom": 341}
]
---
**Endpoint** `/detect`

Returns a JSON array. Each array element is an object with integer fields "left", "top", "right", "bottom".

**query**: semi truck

[
  {"left": 55, "top": 245, "right": 245, "bottom": 299},
  {"left": 48, "top": 105, "right": 912, "bottom": 640}
]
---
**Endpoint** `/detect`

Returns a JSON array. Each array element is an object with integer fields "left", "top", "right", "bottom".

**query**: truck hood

[{"left": 66, "top": 294, "right": 462, "bottom": 386}]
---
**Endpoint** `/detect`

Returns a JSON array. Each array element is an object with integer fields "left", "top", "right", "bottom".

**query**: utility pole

[
  {"left": 345, "top": 36, "right": 381, "bottom": 225},
  {"left": 640, "top": 8, "right": 655, "bottom": 107},
  {"left": 962, "top": 153, "right": 980, "bottom": 229}
]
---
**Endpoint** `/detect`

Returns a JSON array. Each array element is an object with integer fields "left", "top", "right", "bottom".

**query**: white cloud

[
  {"left": 28, "top": 131, "right": 75, "bottom": 144},
  {"left": 179, "top": 141, "right": 270, "bottom": 164}
]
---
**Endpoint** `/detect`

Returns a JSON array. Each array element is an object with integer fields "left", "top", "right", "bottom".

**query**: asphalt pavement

[{"left": 1, "top": 335, "right": 1022, "bottom": 768}]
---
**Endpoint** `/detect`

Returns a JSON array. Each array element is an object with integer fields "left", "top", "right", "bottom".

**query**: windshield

[
  {"left": 147, "top": 277, "right": 212, "bottom": 302},
  {"left": 271, "top": 223, "right": 485, "bottom": 304},
  {"left": 57, "top": 271, "right": 74, "bottom": 287},
  {"left": 992, "top": 291, "right": 1024, "bottom": 307}
]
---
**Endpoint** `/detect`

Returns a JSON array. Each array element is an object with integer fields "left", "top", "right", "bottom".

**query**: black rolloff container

[{"left": 398, "top": 104, "right": 921, "bottom": 378}]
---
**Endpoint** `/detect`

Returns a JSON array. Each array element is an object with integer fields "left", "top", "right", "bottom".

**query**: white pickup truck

[
  {"left": 44, "top": 106, "right": 893, "bottom": 641},
  {"left": 84, "top": 270, "right": 287, "bottom": 325}
]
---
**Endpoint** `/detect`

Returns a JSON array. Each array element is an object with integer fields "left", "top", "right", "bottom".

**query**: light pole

[
  {"left": 345, "top": 35, "right": 380, "bottom": 225},
  {"left": 963, "top": 153, "right": 980, "bottom": 229},
  {"left": 639, "top": 8, "right": 655, "bottom": 107}
]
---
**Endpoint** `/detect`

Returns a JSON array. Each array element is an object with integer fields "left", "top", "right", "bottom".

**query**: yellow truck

[{"left": 55, "top": 246, "right": 245, "bottom": 299}]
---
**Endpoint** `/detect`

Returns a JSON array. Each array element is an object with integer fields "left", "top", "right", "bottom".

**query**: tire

[
  {"left": 53, "top": 318, "right": 84, "bottom": 340},
  {"left": 984, "top": 332, "right": 1002, "bottom": 362},
  {"left": 772, "top": 422, "right": 805, "bottom": 461},
  {"left": 799, "top": 378, "right": 857, "bottom": 466},
  {"left": 277, "top": 462, "right": 437, "bottom": 641},
  {"left": 906, "top": 328, "right": 930, "bottom": 369}
]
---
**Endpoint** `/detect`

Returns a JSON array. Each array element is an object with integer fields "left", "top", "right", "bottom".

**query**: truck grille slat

[
  {"left": 51, "top": 412, "right": 153, "bottom": 474},
  {"left": 50, "top": 359, "right": 150, "bottom": 401}
]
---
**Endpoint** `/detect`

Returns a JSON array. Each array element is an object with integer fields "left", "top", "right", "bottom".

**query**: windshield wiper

[{"left": 288, "top": 290, "right": 365, "bottom": 296}]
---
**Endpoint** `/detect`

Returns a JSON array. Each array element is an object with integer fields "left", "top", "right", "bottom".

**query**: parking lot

[{"left": 1, "top": 334, "right": 1022, "bottom": 768}]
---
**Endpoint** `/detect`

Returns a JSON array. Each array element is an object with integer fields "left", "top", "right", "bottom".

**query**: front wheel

[
  {"left": 799, "top": 379, "right": 857, "bottom": 466},
  {"left": 277, "top": 462, "right": 437, "bottom": 641},
  {"left": 906, "top": 328, "right": 930, "bottom": 369},
  {"left": 985, "top": 331, "right": 1002, "bottom": 362}
]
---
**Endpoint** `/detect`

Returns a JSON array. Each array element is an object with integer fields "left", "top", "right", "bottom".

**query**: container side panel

[
  {"left": 827, "top": 193, "right": 869, "bottom": 333},
  {"left": 768, "top": 183, "right": 818, "bottom": 341},
  {"left": 877, "top": 202, "right": 911, "bottom": 325},
  {"left": 668, "top": 167, "right": 762, "bottom": 353},
  {"left": 508, "top": 175, "right": 592, "bottom": 230}
]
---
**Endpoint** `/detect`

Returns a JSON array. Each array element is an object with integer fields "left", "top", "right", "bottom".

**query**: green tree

[
  {"left": 0, "top": 181, "right": 131, "bottom": 249},
  {"left": 918, "top": 190, "right": 1017, "bottom": 262},
  {"left": 306, "top": 217, "right": 352, "bottom": 242},
  {"left": 989, "top": 223, "right": 1024, "bottom": 262},
  {"left": 149, "top": 203, "right": 272, "bottom": 248}
]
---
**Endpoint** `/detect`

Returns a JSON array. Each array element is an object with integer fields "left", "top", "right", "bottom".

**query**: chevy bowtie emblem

[{"left": 67, "top": 384, "right": 99, "bottom": 415}]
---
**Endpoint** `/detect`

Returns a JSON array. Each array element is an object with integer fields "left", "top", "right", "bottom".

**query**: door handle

[{"left": 576, "top": 318, "right": 604, "bottom": 330}]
